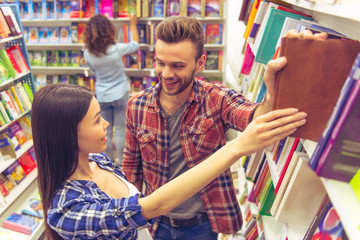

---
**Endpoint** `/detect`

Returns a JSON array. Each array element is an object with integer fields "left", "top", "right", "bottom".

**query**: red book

[
  {"left": 18, "top": 152, "right": 36, "bottom": 175},
  {"left": 274, "top": 137, "right": 300, "bottom": 194}
]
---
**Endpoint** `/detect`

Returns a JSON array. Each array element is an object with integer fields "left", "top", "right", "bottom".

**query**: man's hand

[{"left": 253, "top": 29, "right": 328, "bottom": 120}]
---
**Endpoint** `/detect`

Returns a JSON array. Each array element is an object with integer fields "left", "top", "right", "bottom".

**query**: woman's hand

[
  {"left": 129, "top": 13, "right": 138, "bottom": 27},
  {"left": 236, "top": 108, "right": 307, "bottom": 156}
]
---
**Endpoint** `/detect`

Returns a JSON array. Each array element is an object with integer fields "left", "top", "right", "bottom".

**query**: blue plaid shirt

[{"left": 47, "top": 153, "right": 153, "bottom": 239}]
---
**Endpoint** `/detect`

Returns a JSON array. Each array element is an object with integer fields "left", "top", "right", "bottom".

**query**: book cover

[
  {"left": 28, "top": 27, "right": 39, "bottom": 43},
  {"left": 273, "top": 38, "right": 360, "bottom": 141},
  {"left": 205, "top": 0, "right": 222, "bottom": 17},
  {"left": 315, "top": 77, "right": 360, "bottom": 182},
  {"left": 0, "top": 7, "right": 18, "bottom": 36},
  {"left": 117, "top": 0, "right": 129, "bottom": 17},
  {"left": 205, "top": 51, "right": 219, "bottom": 70},
  {"left": 7, "top": 46, "right": 30, "bottom": 73},
  {"left": 100, "top": 0, "right": 113, "bottom": 18},
  {"left": 48, "top": 27, "right": 60, "bottom": 43},
  {"left": 21, "top": 198, "right": 43, "bottom": 218},
  {"left": 274, "top": 154, "right": 326, "bottom": 225},
  {"left": 3, "top": 161, "right": 26, "bottom": 185},
  {"left": 204, "top": 23, "right": 222, "bottom": 44},
  {"left": 254, "top": 7, "right": 313, "bottom": 64},
  {"left": 70, "top": 0, "right": 80, "bottom": 18},
  {"left": 77, "top": 22, "right": 86, "bottom": 43},
  {"left": 168, "top": 0, "right": 180, "bottom": 16},
  {"left": 152, "top": 0, "right": 164, "bottom": 17},
  {"left": 2, "top": 213, "right": 39, "bottom": 235},
  {"left": 59, "top": 26, "right": 71, "bottom": 43},
  {"left": 18, "top": 152, "right": 36, "bottom": 175},
  {"left": 0, "top": 173, "right": 15, "bottom": 193},
  {"left": 9, "top": 121, "right": 27, "bottom": 145},
  {"left": 187, "top": 0, "right": 201, "bottom": 17},
  {"left": 0, "top": 7, "right": 11, "bottom": 39},
  {"left": 274, "top": 137, "right": 300, "bottom": 194},
  {"left": 309, "top": 204, "right": 348, "bottom": 239},
  {"left": 0, "top": 134, "right": 16, "bottom": 160}
]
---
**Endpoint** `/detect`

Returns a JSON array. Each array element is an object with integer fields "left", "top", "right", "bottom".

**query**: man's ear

[{"left": 195, "top": 54, "right": 207, "bottom": 72}]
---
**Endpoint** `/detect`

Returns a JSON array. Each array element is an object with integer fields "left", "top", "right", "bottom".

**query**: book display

[
  {"left": 0, "top": 3, "right": 43, "bottom": 240},
  {"left": 224, "top": 0, "right": 360, "bottom": 240},
  {"left": 16, "top": 0, "right": 226, "bottom": 95}
]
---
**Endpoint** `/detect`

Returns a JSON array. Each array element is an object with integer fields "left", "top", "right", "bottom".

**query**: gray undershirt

[{"left": 162, "top": 104, "right": 206, "bottom": 219}]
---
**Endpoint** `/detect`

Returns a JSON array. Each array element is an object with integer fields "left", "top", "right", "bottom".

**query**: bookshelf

[
  {"left": 0, "top": 3, "right": 40, "bottom": 239},
  {"left": 228, "top": 0, "right": 360, "bottom": 240},
  {"left": 17, "top": 0, "right": 227, "bottom": 94}
]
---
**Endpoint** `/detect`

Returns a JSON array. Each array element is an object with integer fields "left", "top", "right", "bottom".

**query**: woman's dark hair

[
  {"left": 31, "top": 84, "right": 94, "bottom": 240},
  {"left": 83, "top": 14, "right": 116, "bottom": 57}
]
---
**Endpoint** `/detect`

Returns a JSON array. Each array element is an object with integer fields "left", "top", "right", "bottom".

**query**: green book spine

[
  {"left": 0, "top": 49, "right": 16, "bottom": 78},
  {"left": 22, "top": 82, "right": 34, "bottom": 102}
]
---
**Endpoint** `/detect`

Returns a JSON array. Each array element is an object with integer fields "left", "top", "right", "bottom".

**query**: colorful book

[
  {"left": 205, "top": 51, "right": 219, "bottom": 70},
  {"left": 204, "top": 23, "right": 222, "bottom": 44},
  {"left": 2, "top": 161, "right": 26, "bottom": 185},
  {"left": 2, "top": 213, "right": 39, "bottom": 235},
  {"left": 168, "top": 0, "right": 180, "bottom": 16},
  {"left": 254, "top": 8, "right": 313, "bottom": 64},
  {"left": 187, "top": 0, "right": 202, "bottom": 17},
  {"left": 21, "top": 198, "right": 43, "bottom": 218}
]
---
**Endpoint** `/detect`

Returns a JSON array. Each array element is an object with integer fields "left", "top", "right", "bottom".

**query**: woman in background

[{"left": 83, "top": 14, "right": 139, "bottom": 165}]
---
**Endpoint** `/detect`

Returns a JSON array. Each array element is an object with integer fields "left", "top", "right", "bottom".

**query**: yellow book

[
  {"left": 350, "top": 170, "right": 360, "bottom": 202},
  {"left": 9, "top": 86, "right": 25, "bottom": 114},
  {"left": 244, "top": 0, "right": 263, "bottom": 39}
]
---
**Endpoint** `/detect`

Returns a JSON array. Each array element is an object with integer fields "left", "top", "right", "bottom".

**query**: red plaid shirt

[{"left": 123, "top": 79, "right": 258, "bottom": 234}]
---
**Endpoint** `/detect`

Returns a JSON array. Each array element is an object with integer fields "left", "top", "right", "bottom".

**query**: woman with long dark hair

[
  {"left": 83, "top": 14, "right": 139, "bottom": 165},
  {"left": 31, "top": 83, "right": 306, "bottom": 239}
]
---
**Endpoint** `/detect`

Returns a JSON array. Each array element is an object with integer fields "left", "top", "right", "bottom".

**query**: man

[{"left": 122, "top": 16, "right": 326, "bottom": 239}]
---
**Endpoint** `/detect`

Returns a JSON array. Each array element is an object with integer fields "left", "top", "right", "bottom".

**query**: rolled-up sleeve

[{"left": 116, "top": 41, "right": 140, "bottom": 56}]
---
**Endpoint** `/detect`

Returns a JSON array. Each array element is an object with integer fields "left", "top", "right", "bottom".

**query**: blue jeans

[
  {"left": 154, "top": 220, "right": 218, "bottom": 240},
  {"left": 99, "top": 93, "right": 129, "bottom": 165}
]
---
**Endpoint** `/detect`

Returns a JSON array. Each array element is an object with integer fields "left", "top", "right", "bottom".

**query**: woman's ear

[{"left": 195, "top": 54, "right": 207, "bottom": 73}]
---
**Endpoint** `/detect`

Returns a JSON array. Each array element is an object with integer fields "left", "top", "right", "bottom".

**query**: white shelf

[
  {"left": 31, "top": 66, "right": 91, "bottom": 75},
  {"left": 0, "top": 110, "right": 31, "bottom": 133},
  {"left": 283, "top": 0, "right": 360, "bottom": 22},
  {"left": 0, "top": 169, "right": 37, "bottom": 216},
  {"left": 286, "top": 223, "right": 309, "bottom": 240},
  {"left": 262, "top": 215, "right": 286, "bottom": 240},
  {"left": 0, "top": 71, "right": 31, "bottom": 90},
  {"left": 321, "top": 178, "right": 360, "bottom": 240},
  {"left": 0, "top": 140, "right": 33, "bottom": 173},
  {"left": 0, "top": 34, "right": 23, "bottom": 45}
]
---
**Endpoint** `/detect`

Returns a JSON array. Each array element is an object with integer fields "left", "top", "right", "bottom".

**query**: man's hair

[
  {"left": 155, "top": 16, "right": 204, "bottom": 60},
  {"left": 83, "top": 14, "right": 116, "bottom": 57}
]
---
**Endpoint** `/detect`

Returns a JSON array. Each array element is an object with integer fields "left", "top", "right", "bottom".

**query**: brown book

[{"left": 273, "top": 37, "right": 360, "bottom": 141}]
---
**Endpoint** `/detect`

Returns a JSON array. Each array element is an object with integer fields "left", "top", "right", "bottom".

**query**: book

[
  {"left": 77, "top": 22, "right": 87, "bottom": 43},
  {"left": 274, "top": 153, "right": 326, "bottom": 225},
  {"left": 350, "top": 170, "right": 360, "bottom": 202},
  {"left": 9, "top": 121, "right": 27, "bottom": 145},
  {"left": 151, "top": 0, "right": 164, "bottom": 17},
  {"left": 205, "top": 0, "right": 222, "bottom": 17},
  {"left": 18, "top": 151, "right": 36, "bottom": 175},
  {"left": 273, "top": 37, "right": 360, "bottom": 141},
  {"left": 303, "top": 195, "right": 332, "bottom": 240},
  {"left": 270, "top": 151, "right": 304, "bottom": 216},
  {"left": 2, "top": 161, "right": 26, "bottom": 185},
  {"left": 186, "top": 0, "right": 201, "bottom": 17},
  {"left": 205, "top": 51, "right": 219, "bottom": 70},
  {"left": 48, "top": 27, "right": 60, "bottom": 43},
  {"left": 204, "top": 23, "right": 222, "bottom": 44},
  {"left": 28, "top": 27, "right": 39, "bottom": 43},
  {"left": 21, "top": 198, "right": 43, "bottom": 218},
  {"left": 0, "top": 6, "right": 11, "bottom": 39},
  {"left": 6, "top": 46, "right": 30, "bottom": 73},
  {"left": 0, "top": 173, "right": 15, "bottom": 194},
  {"left": 168, "top": 0, "right": 180, "bottom": 16},
  {"left": 307, "top": 203, "right": 348, "bottom": 239},
  {"left": 2, "top": 213, "right": 39, "bottom": 235},
  {"left": 274, "top": 137, "right": 300, "bottom": 194},
  {"left": 315, "top": 72, "right": 360, "bottom": 182},
  {"left": 101, "top": 0, "right": 113, "bottom": 18},
  {"left": 0, "top": 49, "right": 16, "bottom": 78},
  {"left": 254, "top": 8, "right": 313, "bottom": 64}
]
